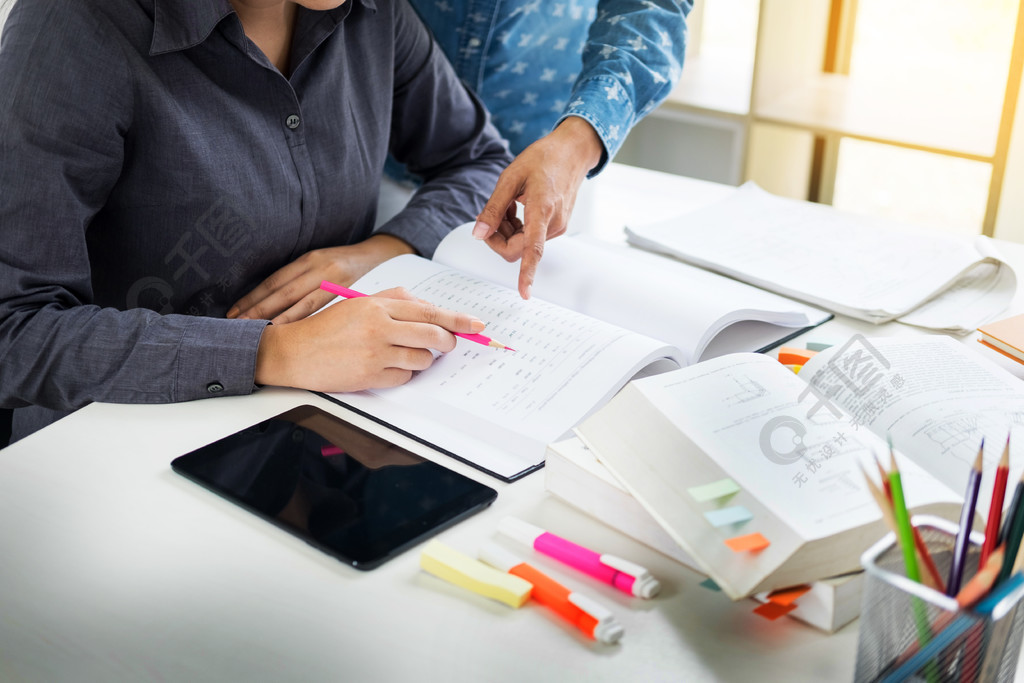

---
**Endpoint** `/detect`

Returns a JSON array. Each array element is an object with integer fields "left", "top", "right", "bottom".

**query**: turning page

[
  {"left": 625, "top": 183, "right": 1015, "bottom": 332},
  {"left": 433, "top": 223, "right": 831, "bottom": 362},
  {"left": 323, "top": 254, "right": 683, "bottom": 481}
]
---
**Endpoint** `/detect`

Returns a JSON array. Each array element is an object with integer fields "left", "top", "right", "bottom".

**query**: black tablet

[{"left": 171, "top": 404, "right": 497, "bottom": 570}]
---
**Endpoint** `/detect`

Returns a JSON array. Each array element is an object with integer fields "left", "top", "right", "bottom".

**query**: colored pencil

[
  {"left": 948, "top": 441, "right": 985, "bottom": 595},
  {"left": 860, "top": 462, "right": 944, "bottom": 592},
  {"left": 956, "top": 546, "right": 1005, "bottom": 609},
  {"left": 888, "top": 448, "right": 939, "bottom": 683},
  {"left": 889, "top": 450, "right": 923, "bottom": 586},
  {"left": 998, "top": 468, "right": 1024, "bottom": 548},
  {"left": 980, "top": 436, "right": 1011, "bottom": 566},
  {"left": 319, "top": 280, "right": 515, "bottom": 351},
  {"left": 997, "top": 480, "right": 1024, "bottom": 585}
]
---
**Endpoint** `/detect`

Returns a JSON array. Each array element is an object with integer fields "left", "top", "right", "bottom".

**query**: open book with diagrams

[{"left": 575, "top": 335, "right": 1024, "bottom": 599}]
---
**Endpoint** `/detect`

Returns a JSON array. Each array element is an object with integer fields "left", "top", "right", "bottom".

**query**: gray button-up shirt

[{"left": 0, "top": 0, "right": 513, "bottom": 440}]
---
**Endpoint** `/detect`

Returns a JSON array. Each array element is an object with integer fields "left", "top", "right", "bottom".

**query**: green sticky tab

[
  {"left": 688, "top": 478, "right": 741, "bottom": 502},
  {"left": 700, "top": 578, "right": 721, "bottom": 592},
  {"left": 805, "top": 341, "right": 833, "bottom": 352}
]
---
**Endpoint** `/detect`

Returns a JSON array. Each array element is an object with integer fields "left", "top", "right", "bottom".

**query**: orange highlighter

[{"left": 479, "top": 542, "right": 624, "bottom": 644}]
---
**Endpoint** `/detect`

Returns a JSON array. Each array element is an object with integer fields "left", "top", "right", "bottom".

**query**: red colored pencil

[{"left": 980, "top": 436, "right": 1011, "bottom": 566}]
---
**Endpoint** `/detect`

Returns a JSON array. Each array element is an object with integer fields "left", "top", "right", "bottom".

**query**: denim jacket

[{"left": 410, "top": 0, "right": 692, "bottom": 174}]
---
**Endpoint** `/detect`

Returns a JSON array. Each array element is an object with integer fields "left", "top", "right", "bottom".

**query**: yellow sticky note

[{"left": 420, "top": 540, "right": 532, "bottom": 608}]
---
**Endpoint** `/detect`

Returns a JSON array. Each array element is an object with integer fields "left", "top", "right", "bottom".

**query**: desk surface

[{"left": 3, "top": 165, "right": 1024, "bottom": 682}]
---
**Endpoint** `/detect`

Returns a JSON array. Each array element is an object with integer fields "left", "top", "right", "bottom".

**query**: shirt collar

[{"left": 150, "top": 0, "right": 375, "bottom": 56}]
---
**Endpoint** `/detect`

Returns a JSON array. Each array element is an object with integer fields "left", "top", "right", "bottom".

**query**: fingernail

[
  {"left": 469, "top": 318, "right": 486, "bottom": 333},
  {"left": 472, "top": 221, "right": 490, "bottom": 239},
  {"left": 226, "top": 307, "right": 239, "bottom": 319},
  {"left": 523, "top": 285, "right": 532, "bottom": 300}
]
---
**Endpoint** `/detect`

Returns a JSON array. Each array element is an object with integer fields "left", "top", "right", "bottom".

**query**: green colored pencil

[{"left": 889, "top": 446, "right": 939, "bottom": 683}]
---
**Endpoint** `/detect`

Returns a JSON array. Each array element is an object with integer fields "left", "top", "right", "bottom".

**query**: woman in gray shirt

[{"left": 0, "top": 0, "right": 513, "bottom": 441}]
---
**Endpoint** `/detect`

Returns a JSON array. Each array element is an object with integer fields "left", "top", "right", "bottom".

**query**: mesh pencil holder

[{"left": 854, "top": 516, "right": 1024, "bottom": 682}]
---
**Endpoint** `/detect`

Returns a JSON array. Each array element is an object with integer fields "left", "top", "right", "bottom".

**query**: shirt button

[
  {"left": 468, "top": 38, "right": 481, "bottom": 47},
  {"left": 206, "top": 382, "right": 225, "bottom": 394},
  {"left": 285, "top": 114, "right": 301, "bottom": 129}
]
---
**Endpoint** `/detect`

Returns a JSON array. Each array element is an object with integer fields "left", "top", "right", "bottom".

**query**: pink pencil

[{"left": 320, "top": 280, "right": 515, "bottom": 351}]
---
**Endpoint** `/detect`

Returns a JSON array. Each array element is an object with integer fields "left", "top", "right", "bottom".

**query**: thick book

[
  {"left": 320, "top": 224, "right": 830, "bottom": 481},
  {"left": 544, "top": 435, "right": 864, "bottom": 633},
  {"left": 625, "top": 183, "right": 1016, "bottom": 334},
  {"left": 574, "top": 335, "right": 1024, "bottom": 600}
]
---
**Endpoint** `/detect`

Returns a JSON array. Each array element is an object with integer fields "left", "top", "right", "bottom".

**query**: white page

[
  {"left": 327, "top": 255, "right": 683, "bottom": 480},
  {"left": 625, "top": 183, "right": 1014, "bottom": 326},
  {"left": 625, "top": 353, "right": 960, "bottom": 540},
  {"left": 434, "top": 223, "right": 830, "bottom": 362},
  {"left": 801, "top": 335, "right": 1024, "bottom": 520},
  {"left": 897, "top": 239, "right": 1016, "bottom": 333}
]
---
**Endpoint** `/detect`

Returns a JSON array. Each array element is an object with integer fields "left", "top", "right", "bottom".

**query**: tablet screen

[{"left": 171, "top": 404, "right": 497, "bottom": 570}]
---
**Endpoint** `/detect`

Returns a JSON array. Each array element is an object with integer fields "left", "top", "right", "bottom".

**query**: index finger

[
  {"left": 386, "top": 298, "right": 485, "bottom": 336},
  {"left": 516, "top": 200, "right": 553, "bottom": 299}
]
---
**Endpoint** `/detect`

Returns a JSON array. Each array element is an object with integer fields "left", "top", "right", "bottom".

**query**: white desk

[{"left": 2, "top": 165, "right": 1023, "bottom": 682}]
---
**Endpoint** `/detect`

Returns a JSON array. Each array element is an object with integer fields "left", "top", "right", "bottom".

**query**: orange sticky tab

[
  {"left": 725, "top": 533, "right": 770, "bottom": 552},
  {"left": 777, "top": 347, "right": 818, "bottom": 366},
  {"left": 753, "top": 601, "right": 798, "bottom": 621},
  {"left": 766, "top": 584, "right": 812, "bottom": 606}
]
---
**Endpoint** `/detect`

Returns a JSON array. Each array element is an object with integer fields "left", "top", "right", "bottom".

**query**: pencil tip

[{"left": 974, "top": 443, "right": 985, "bottom": 470}]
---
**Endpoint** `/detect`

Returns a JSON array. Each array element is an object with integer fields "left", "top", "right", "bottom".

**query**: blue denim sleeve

[
  {"left": 375, "top": 0, "right": 513, "bottom": 257},
  {"left": 0, "top": 3, "right": 266, "bottom": 413},
  {"left": 560, "top": 0, "right": 692, "bottom": 175}
]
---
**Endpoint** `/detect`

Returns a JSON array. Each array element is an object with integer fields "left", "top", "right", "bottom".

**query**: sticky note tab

[
  {"left": 784, "top": 364, "right": 803, "bottom": 374},
  {"left": 688, "top": 478, "right": 741, "bottom": 502},
  {"left": 420, "top": 540, "right": 532, "bottom": 608},
  {"left": 805, "top": 341, "right": 833, "bottom": 352},
  {"left": 703, "top": 506, "right": 754, "bottom": 527},
  {"left": 753, "top": 601, "right": 798, "bottom": 621},
  {"left": 699, "top": 578, "right": 721, "bottom": 592},
  {"left": 725, "top": 533, "right": 770, "bottom": 552},
  {"left": 777, "top": 347, "right": 818, "bottom": 366},
  {"left": 766, "top": 585, "right": 812, "bottom": 606}
]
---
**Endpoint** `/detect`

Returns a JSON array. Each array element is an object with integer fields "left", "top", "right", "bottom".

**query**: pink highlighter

[{"left": 497, "top": 516, "right": 661, "bottom": 599}]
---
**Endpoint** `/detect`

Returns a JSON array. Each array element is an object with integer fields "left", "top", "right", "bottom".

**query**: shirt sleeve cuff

[
  {"left": 558, "top": 76, "right": 638, "bottom": 177},
  {"left": 173, "top": 317, "right": 269, "bottom": 402}
]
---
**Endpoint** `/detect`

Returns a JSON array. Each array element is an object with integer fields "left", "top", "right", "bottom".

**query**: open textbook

[
  {"left": 575, "top": 335, "right": 1024, "bottom": 599},
  {"left": 625, "top": 183, "right": 1016, "bottom": 334},
  {"left": 320, "top": 225, "right": 830, "bottom": 481}
]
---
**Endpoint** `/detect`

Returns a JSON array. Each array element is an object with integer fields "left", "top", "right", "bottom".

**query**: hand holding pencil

[{"left": 254, "top": 285, "right": 501, "bottom": 393}]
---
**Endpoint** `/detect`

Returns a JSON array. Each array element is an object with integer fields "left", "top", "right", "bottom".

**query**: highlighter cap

[
  {"left": 478, "top": 541, "right": 524, "bottom": 573},
  {"left": 568, "top": 593, "right": 623, "bottom": 645},
  {"left": 498, "top": 516, "right": 545, "bottom": 547}
]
